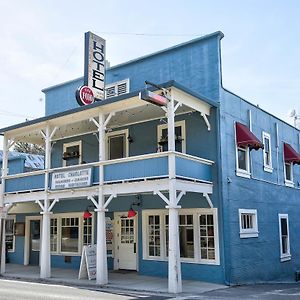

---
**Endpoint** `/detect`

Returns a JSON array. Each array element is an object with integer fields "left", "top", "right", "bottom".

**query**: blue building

[{"left": 0, "top": 31, "right": 300, "bottom": 293}]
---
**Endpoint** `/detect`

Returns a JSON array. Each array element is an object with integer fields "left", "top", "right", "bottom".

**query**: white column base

[
  {"left": 168, "top": 207, "right": 182, "bottom": 294},
  {"left": 96, "top": 209, "right": 108, "bottom": 285},
  {"left": 40, "top": 211, "right": 51, "bottom": 279}
]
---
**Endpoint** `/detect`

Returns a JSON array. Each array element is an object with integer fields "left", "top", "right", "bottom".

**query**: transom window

[
  {"left": 278, "top": 214, "right": 291, "bottom": 262},
  {"left": 239, "top": 209, "right": 258, "bottom": 238},
  {"left": 157, "top": 120, "right": 186, "bottom": 153},
  {"left": 262, "top": 132, "right": 272, "bottom": 172},
  {"left": 143, "top": 209, "right": 219, "bottom": 265}
]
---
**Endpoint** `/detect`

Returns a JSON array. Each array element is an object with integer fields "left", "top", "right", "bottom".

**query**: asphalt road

[
  {"left": 0, "top": 279, "right": 169, "bottom": 300},
  {"left": 1, "top": 279, "right": 300, "bottom": 300}
]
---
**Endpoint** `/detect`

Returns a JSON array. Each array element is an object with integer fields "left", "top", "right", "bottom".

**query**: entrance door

[
  {"left": 29, "top": 220, "right": 40, "bottom": 265},
  {"left": 115, "top": 213, "right": 137, "bottom": 270}
]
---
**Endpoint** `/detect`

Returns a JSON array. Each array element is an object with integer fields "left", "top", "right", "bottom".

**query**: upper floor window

[
  {"left": 63, "top": 141, "right": 82, "bottom": 167},
  {"left": 236, "top": 146, "right": 250, "bottom": 177},
  {"left": 284, "top": 162, "right": 293, "bottom": 186},
  {"left": 283, "top": 142, "right": 300, "bottom": 187},
  {"left": 278, "top": 214, "right": 291, "bottom": 262},
  {"left": 239, "top": 209, "right": 258, "bottom": 238},
  {"left": 105, "top": 79, "right": 130, "bottom": 99},
  {"left": 157, "top": 120, "right": 186, "bottom": 153},
  {"left": 262, "top": 132, "right": 272, "bottom": 172},
  {"left": 106, "top": 129, "right": 129, "bottom": 160}
]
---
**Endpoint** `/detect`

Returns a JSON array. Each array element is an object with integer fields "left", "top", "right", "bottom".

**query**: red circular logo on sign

[{"left": 76, "top": 86, "right": 94, "bottom": 106}]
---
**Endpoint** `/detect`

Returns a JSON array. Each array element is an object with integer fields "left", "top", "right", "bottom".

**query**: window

[
  {"left": 143, "top": 208, "right": 219, "bottom": 265},
  {"left": 5, "top": 216, "right": 15, "bottom": 252},
  {"left": 83, "top": 217, "right": 93, "bottom": 246},
  {"left": 157, "top": 120, "right": 186, "bottom": 153},
  {"left": 236, "top": 146, "right": 250, "bottom": 177},
  {"left": 239, "top": 209, "right": 258, "bottom": 238},
  {"left": 106, "top": 129, "right": 129, "bottom": 160},
  {"left": 284, "top": 162, "right": 294, "bottom": 187},
  {"left": 50, "top": 218, "right": 58, "bottom": 252},
  {"left": 61, "top": 217, "right": 79, "bottom": 253},
  {"left": 63, "top": 141, "right": 82, "bottom": 167},
  {"left": 262, "top": 132, "right": 272, "bottom": 172},
  {"left": 278, "top": 214, "right": 291, "bottom": 262},
  {"left": 105, "top": 79, "right": 130, "bottom": 99}
]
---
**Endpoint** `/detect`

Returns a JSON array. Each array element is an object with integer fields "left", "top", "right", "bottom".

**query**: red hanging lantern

[
  {"left": 127, "top": 208, "right": 137, "bottom": 218},
  {"left": 83, "top": 209, "right": 92, "bottom": 219}
]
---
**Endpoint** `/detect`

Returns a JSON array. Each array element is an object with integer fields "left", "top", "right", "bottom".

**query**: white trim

[
  {"left": 278, "top": 213, "right": 291, "bottom": 262},
  {"left": 262, "top": 131, "right": 273, "bottom": 172},
  {"left": 142, "top": 208, "right": 220, "bottom": 265},
  {"left": 238, "top": 209, "right": 258, "bottom": 238},
  {"left": 62, "top": 140, "right": 82, "bottom": 167},
  {"left": 106, "top": 129, "right": 129, "bottom": 160},
  {"left": 234, "top": 123, "right": 251, "bottom": 178},
  {"left": 157, "top": 120, "right": 186, "bottom": 153},
  {"left": 5, "top": 215, "right": 16, "bottom": 253},
  {"left": 284, "top": 162, "right": 294, "bottom": 187}
]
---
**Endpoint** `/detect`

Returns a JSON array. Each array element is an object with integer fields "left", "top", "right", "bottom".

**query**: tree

[{"left": 13, "top": 142, "right": 45, "bottom": 155}]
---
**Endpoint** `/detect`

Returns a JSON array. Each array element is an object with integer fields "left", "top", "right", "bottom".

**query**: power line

[
  {"left": 0, "top": 109, "right": 36, "bottom": 119},
  {"left": 96, "top": 31, "right": 206, "bottom": 37}
]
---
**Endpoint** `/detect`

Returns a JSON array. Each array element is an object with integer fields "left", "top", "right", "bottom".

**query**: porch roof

[{"left": 0, "top": 81, "right": 217, "bottom": 144}]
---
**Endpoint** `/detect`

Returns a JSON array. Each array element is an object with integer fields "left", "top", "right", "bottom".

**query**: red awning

[
  {"left": 235, "top": 122, "right": 264, "bottom": 151},
  {"left": 284, "top": 143, "right": 300, "bottom": 165}
]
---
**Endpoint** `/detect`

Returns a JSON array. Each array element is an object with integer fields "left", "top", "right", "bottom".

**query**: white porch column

[
  {"left": 167, "top": 92, "right": 182, "bottom": 293},
  {"left": 0, "top": 135, "right": 8, "bottom": 274},
  {"left": 96, "top": 112, "right": 108, "bottom": 285},
  {"left": 40, "top": 125, "right": 51, "bottom": 279}
]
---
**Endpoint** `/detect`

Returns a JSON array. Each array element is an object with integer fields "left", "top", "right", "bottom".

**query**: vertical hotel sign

[{"left": 76, "top": 32, "right": 106, "bottom": 106}]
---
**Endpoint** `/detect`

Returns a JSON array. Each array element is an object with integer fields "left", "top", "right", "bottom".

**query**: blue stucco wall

[
  {"left": 44, "top": 32, "right": 222, "bottom": 116},
  {"left": 220, "top": 88, "right": 300, "bottom": 284}
]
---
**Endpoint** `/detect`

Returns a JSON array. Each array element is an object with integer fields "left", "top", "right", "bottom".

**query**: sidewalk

[{"left": 1, "top": 264, "right": 227, "bottom": 296}]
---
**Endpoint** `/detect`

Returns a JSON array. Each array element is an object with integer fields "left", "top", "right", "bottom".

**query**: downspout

[{"left": 276, "top": 123, "right": 280, "bottom": 184}]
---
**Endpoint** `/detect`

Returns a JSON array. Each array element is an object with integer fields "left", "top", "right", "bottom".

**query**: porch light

[
  {"left": 127, "top": 195, "right": 142, "bottom": 218},
  {"left": 127, "top": 207, "right": 137, "bottom": 218},
  {"left": 83, "top": 207, "right": 92, "bottom": 219}
]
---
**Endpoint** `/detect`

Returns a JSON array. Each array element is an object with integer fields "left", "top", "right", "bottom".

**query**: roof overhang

[{"left": 0, "top": 81, "right": 215, "bottom": 145}]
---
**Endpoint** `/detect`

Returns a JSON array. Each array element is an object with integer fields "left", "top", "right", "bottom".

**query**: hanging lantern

[
  {"left": 83, "top": 209, "right": 92, "bottom": 219},
  {"left": 127, "top": 208, "right": 137, "bottom": 218}
]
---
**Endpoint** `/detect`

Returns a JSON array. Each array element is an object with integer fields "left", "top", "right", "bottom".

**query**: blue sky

[{"left": 0, "top": 0, "right": 300, "bottom": 130}]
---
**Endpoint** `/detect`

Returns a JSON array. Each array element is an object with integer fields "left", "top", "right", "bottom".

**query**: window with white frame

[
  {"left": 5, "top": 216, "right": 15, "bottom": 252},
  {"left": 262, "top": 132, "right": 272, "bottom": 172},
  {"left": 63, "top": 141, "right": 82, "bottom": 167},
  {"left": 143, "top": 208, "right": 219, "bottom": 264},
  {"left": 278, "top": 214, "right": 291, "bottom": 262},
  {"left": 61, "top": 217, "right": 80, "bottom": 253},
  {"left": 157, "top": 120, "right": 186, "bottom": 153},
  {"left": 105, "top": 79, "right": 130, "bottom": 99},
  {"left": 50, "top": 218, "right": 58, "bottom": 252},
  {"left": 83, "top": 217, "right": 93, "bottom": 246},
  {"left": 236, "top": 146, "right": 250, "bottom": 177},
  {"left": 239, "top": 209, "right": 258, "bottom": 238},
  {"left": 106, "top": 129, "right": 129, "bottom": 160},
  {"left": 284, "top": 162, "right": 294, "bottom": 187}
]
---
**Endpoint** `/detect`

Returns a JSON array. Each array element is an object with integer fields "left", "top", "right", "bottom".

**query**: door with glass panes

[{"left": 115, "top": 213, "right": 137, "bottom": 270}]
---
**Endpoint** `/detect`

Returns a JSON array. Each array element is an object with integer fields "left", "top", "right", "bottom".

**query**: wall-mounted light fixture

[
  {"left": 127, "top": 134, "right": 134, "bottom": 143},
  {"left": 127, "top": 195, "right": 142, "bottom": 218},
  {"left": 83, "top": 205, "right": 95, "bottom": 219}
]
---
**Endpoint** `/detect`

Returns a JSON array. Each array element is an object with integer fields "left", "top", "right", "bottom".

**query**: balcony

[{"left": 4, "top": 152, "right": 213, "bottom": 194}]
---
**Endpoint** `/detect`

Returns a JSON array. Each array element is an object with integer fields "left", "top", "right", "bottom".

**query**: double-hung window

[
  {"left": 278, "top": 214, "right": 291, "bottom": 262},
  {"left": 239, "top": 209, "right": 258, "bottom": 238},
  {"left": 262, "top": 132, "right": 272, "bottom": 172},
  {"left": 106, "top": 129, "right": 129, "bottom": 160},
  {"left": 284, "top": 162, "right": 293, "bottom": 187},
  {"left": 63, "top": 141, "right": 82, "bottom": 167},
  {"left": 236, "top": 146, "right": 250, "bottom": 177}
]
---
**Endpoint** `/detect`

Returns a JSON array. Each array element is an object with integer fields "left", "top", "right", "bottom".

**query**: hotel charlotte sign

[
  {"left": 76, "top": 31, "right": 106, "bottom": 106},
  {"left": 51, "top": 168, "right": 92, "bottom": 190}
]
